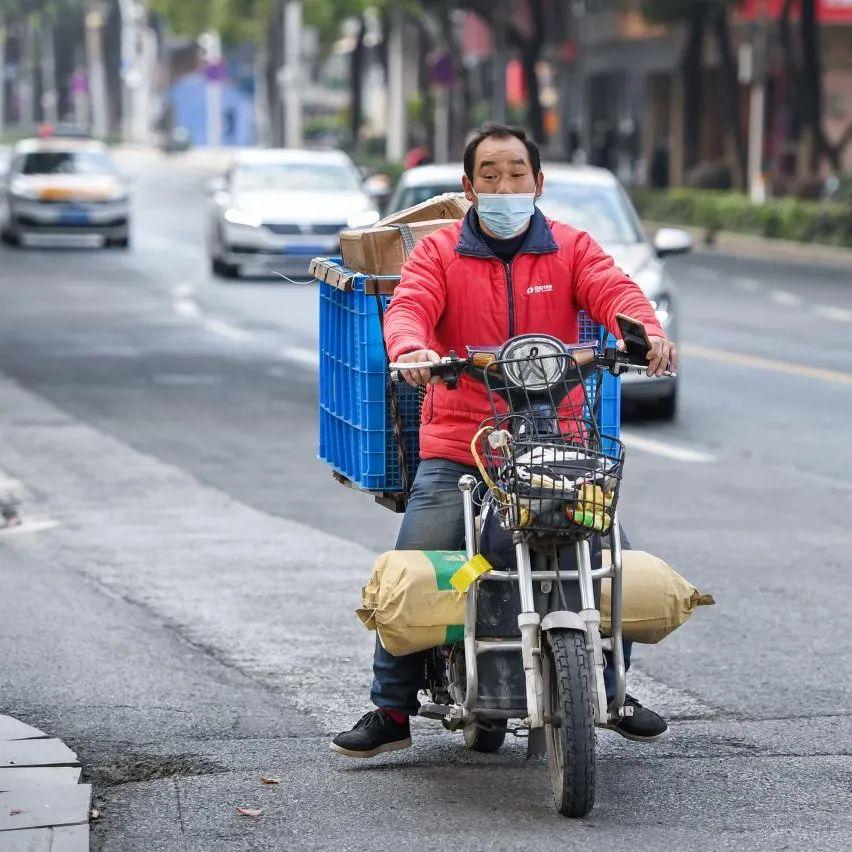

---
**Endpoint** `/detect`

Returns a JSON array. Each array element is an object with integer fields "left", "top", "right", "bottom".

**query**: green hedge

[{"left": 631, "top": 188, "right": 852, "bottom": 249}]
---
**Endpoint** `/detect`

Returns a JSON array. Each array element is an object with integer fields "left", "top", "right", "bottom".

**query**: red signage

[{"left": 738, "top": 0, "right": 852, "bottom": 21}]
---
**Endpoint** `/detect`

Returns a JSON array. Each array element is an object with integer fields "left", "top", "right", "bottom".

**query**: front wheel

[{"left": 542, "top": 629, "right": 596, "bottom": 817}]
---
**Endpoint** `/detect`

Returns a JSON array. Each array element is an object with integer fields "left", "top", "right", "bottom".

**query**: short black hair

[{"left": 463, "top": 123, "right": 541, "bottom": 181}]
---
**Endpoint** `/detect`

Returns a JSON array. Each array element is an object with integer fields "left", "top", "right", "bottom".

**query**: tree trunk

[
  {"left": 519, "top": 45, "right": 543, "bottom": 141},
  {"left": 349, "top": 16, "right": 366, "bottom": 150},
  {"left": 416, "top": 19, "right": 434, "bottom": 147},
  {"left": 711, "top": 5, "right": 746, "bottom": 188},
  {"left": 778, "top": 0, "right": 800, "bottom": 131},
  {"left": 800, "top": 0, "right": 824, "bottom": 171},
  {"left": 680, "top": 2, "right": 707, "bottom": 172},
  {"left": 19, "top": 16, "right": 35, "bottom": 130}
]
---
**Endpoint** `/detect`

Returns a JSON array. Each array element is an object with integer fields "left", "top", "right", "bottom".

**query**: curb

[
  {"left": 0, "top": 715, "right": 91, "bottom": 850},
  {"left": 643, "top": 220, "right": 852, "bottom": 269}
]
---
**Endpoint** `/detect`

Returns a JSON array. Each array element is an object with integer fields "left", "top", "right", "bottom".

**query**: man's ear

[
  {"left": 534, "top": 171, "right": 544, "bottom": 199},
  {"left": 462, "top": 174, "right": 476, "bottom": 205}
]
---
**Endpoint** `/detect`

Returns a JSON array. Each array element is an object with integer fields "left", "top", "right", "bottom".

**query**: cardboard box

[
  {"left": 339, "top": 218, "right": 457, "bottom": 276},
  {"left": 374, "top": 192, "right": 471, "bottom": 227}
]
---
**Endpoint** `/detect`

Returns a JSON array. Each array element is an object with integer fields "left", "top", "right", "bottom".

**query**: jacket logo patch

[{"left": 526, "top": 283, "right": 553, "bottom": 295}]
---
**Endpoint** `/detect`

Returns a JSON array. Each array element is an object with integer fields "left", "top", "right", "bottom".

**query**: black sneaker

[
  {"left": 603, "top": 694, "right": 668, "bottom": 742},
  {"left": 329, "top": 710, "right": 412, "bottom": 758}
]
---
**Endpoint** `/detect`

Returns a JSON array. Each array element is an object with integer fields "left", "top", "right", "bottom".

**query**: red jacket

[{"left": 384, "top": 209, "right": 665, "bottom": 466}]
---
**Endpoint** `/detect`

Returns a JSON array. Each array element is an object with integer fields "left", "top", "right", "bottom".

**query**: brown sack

[
  {"left": 339, "top": 219, "right": 457, "bottom": 276},
  {"left": 374, "top": 193, "right": 470, "bottom": 227},
  {"left": 601, "top": 550, "right": 714, "bottom": 644}
]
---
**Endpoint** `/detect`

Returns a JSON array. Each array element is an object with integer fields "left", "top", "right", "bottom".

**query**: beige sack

[
  {"left": 601, "top": 550, "right": 714, "bottom": 644},
  {"left": 358, "top": 549, "right": 713, "bottom": 656},
  {"left": 356, "top": 550, "right": 467, "bottom": 657}
]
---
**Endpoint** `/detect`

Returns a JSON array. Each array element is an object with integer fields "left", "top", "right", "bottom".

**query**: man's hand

[
  {"left": 396, "top": 349, "right": 442, "bottom": 388},
  {"left": 646, "top": 336, "right": 678, "bottom": 377}
]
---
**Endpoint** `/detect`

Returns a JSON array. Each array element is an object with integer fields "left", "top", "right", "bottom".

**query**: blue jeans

[{"left": 370, "top": 458, "right": 633, "bottom": 715}]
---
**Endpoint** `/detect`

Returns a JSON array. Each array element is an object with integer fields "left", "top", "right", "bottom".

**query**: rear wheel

[
  {"left": 543, "top": 629, "right": 596, "bottom": 817},
  {"left": 211, "top": 256, "right": 240, "bottom": 279},
  {"left": 649, "top": 386, "right": 677, "bottom": 421},
  {"left": 463, "top": 718, "right": 507, "bottom": 753},
  {"left": 1, "top": 228, "right": 20, "bottom": 246}
]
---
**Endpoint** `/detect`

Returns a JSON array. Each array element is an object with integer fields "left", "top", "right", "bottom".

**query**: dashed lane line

[
  {"left": 620, "top": 431, "right": 716, "bottom": 464},
  {"left": 0, "top": 518, "right": 60, "bottom": 536},
  {"left": 814, "top": 305, "right": 852, "bottom": 323},
  {"left": 202, "top": 317, "right": 254, "bottom": 342},
  {"left": 683, "top": 343, "right": 852, "bottom": 385},
  {"left": 768, "top": 289, "right": 803, "bottom": 307},
  {"left": 172, "top": 298, "right": 201, "bottom": 318},
  {"left": 278, "top": 346, "right": 320, "bottom": 368}
]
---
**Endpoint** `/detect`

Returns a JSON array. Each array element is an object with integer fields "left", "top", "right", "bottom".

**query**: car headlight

[
  {"left": 224, "top": 208, "right": 262, "bottom": 228},
  {"left": 9, "top": 179, "right": 38, "bottom": 200},
  {"left": 650, "top": 294, "right": 672, "bottom": 326},
  {"left": 346, "top": 209, "right": 380, "bottom": 229}
]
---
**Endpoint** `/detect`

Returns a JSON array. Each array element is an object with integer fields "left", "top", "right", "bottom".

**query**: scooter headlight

[{"left": 499, "top": 335, "right": 568, "bottom": 392}]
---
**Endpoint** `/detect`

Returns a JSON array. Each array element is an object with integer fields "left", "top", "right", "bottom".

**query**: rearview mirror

[{"left": 653, "top": 228, "right": 692, "bottom": 257}]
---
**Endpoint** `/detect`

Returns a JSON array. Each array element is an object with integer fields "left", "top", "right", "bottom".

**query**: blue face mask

[{"left": 474, "top": 191, "right": 536, "bottom": 239}]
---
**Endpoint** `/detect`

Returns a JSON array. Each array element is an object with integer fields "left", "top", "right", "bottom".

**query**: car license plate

[
  {"left": 282, "top": 245, "right": 326, "bottom": 256},
  {"left": 59, "top": 205, "right": 90, "bottom": 224}
]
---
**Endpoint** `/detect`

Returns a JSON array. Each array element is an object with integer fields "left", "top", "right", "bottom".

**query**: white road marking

[
  {"left": 620, "top": 431, "right": 716, "bottom": 464},
  {"left": 0, "top": 472, "right": 30, "bottom": 503},
  {"left": 202, "top": 318, "right": 253, "bottom": 342},
  {"left": 0, "top": 518, "right": 60, "bottom": 536},
  {"left": 172, "top": 298, "right": 201, "bottom": 319},
  {"left": 277, "top": 346, "right": 319, "bottom": 368},
  {"left": 814, "top": 305, "right": 852, "bottom": 323},
  {"left": 734, "top": 276, "right": 762, "bottom": 293},
  {"left": 769, "top": 289, "right": 803, "bottom": 307},
  {"left": 172, "top": 283, "right": 196, "bottom": 299},
  {"left": 152, "top": 373, "right": 223, "bottom": 386}
]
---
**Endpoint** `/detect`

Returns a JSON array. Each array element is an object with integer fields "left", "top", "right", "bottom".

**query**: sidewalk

[
  {"left": 0, "top": 715, "right": 91, "bottom": 850},
  {"left": 643, "top": 220, "right": 852, "bottom": 269}
]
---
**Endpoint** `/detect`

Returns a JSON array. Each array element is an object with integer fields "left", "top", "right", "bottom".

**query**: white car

[
  {"left": 386, "top": 163, "right": 690, "bottom": 420},
  {"left": 0, "top": 137, "right": 130, "bottom": 247},
  {"left": 207, "top": 148, "right": 380, "bottom": 279}
]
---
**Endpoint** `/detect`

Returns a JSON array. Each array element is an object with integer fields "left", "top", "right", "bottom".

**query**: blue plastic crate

[
  {"left": 318, "top": 266, "right": 420, "bottom": 492},
  {"left": 316, "top": 260, "right": 621, "bottom": 494}
]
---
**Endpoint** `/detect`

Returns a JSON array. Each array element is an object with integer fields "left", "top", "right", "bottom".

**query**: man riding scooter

[{"left": 331, "top": 123, "right": 678, "bottom": 759}]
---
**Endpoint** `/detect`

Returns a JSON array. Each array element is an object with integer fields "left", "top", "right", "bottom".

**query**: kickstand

[{"left": 526, "top": 728, "right": 547, "bottom": 760}]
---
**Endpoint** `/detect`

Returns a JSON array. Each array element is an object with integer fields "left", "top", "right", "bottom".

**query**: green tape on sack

[
  {"left": 444, "top": 624, "right": 464, "bottom": 644},
  {"left": 423, "top": 550, "right": 468, "bottom": 591}
]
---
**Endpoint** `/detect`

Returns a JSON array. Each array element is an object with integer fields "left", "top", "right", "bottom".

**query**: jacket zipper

[{"left": 504, "top": 261, "right": 516, "bottom": 338}]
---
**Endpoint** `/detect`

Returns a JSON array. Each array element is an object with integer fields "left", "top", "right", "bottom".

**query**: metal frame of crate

[{"left": 313, "top": 256, "right": 621, "bottom": 512}]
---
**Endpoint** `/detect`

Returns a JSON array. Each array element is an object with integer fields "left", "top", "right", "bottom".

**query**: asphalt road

[{"left": 0, "top": 153, "right": 850, "bottom": 850}]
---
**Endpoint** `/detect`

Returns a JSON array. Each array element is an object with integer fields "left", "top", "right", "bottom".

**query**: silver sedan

[{"left": 207, "top": 148, "right": 380, "bottom": 279}]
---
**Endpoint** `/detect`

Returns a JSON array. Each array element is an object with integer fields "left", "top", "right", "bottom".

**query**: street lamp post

[
  {"left": 85, "top": 2, "right": 109, "bottom": 139},
  {"left": 199, "top": 30, "right": 223, "bottom": 147},
  {"left": 281, "top": 0, "right": 303, "bottom": 149},
  {"left": 386, "top": 6, "right": 406, "bottom": 162}
]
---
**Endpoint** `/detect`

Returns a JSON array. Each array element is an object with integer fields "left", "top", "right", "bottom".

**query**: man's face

[{"left": 462, "top": 134, "right": 544, "bottom": 202}]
